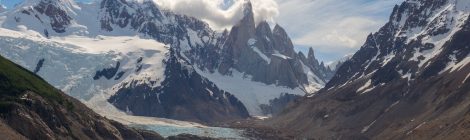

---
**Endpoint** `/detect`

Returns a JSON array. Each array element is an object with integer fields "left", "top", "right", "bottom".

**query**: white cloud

[
  {"left": 154, "top": 0, "right": 279, "bottom": 30},
  {"left": 294, "top": 17, "right": 380, "bottom": 49}
]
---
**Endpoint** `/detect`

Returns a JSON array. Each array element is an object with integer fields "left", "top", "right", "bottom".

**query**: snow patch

[
  {"left": 385, "top": 101, "right": 400, "bottom": 113},
  {"left": 205, "top": 88, "right": 214, "bottom": 96},
  {"left": 357, "top": 79, "right": 373, "bottom": 94},
  {"left": 381, "top": 52, "right": 395, "bottom": 66},
  {"left": 441, "top": 54, "right": 470, "bottom": 74},
  {"left": 248, "top": 38, "right": 271, "bottom": 63},
  {"left": 252, "top": 46, "right": 270, "bottom": 63},
  {"left": 463, "top": 73, "right": 470, "bottom": 84},
  {"left": 187, "top": 29, "right": 203, "bottom": 47},
  {"left": 361, "top": 120, "right": 377, "bottom": 133},
  {"left": 272, "top": 52, "right": 291, "bottom": 59},
  {"left": 300, "top": 61, "right": 324, "bottom": 94},
  {"left": 406, "top": 122, "right": 427, "bottom": 135},
  {"left": 247, "top": 38, "right": 257, "bottom": 46}
]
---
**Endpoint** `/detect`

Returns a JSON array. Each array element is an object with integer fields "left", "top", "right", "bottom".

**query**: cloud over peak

[{"left": 153, "top": 0, "right": 279, "bottom": 30}]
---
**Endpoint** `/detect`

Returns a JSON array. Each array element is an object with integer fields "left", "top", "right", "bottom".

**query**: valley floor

[{"left": 86, "top": 94, "right": 247, "bottom": 139}]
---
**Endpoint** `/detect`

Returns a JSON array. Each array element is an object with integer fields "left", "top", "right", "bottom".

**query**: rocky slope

[
  {"left": 0, "top": 54, "right": 165, "bottom": 140},
  {"left": 272, "top": 0, "right": 470, "bottom": 139}
]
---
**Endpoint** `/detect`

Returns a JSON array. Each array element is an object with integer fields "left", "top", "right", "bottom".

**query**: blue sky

[
  {"left": 0, "top": 0, "right": 404, "bottom": 62},
  {"left": 275, "top": 0, "right": 404, "bottom": 62}
]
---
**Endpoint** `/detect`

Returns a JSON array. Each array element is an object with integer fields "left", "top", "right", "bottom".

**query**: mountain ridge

[
  {"left": 0, "top": 0, "right": 333, "bottom": 118},
  {"left": 271, "top": 0, "right": 470, "bottom": 139}
]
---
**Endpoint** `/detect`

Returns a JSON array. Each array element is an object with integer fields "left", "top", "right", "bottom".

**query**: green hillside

[{"left": 0, "top": 55, "right": 71, "bottom": 110}]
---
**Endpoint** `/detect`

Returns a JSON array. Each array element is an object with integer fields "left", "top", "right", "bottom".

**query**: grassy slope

[{"left": 0, "top": 55, "right": 72, "bottom": 111}]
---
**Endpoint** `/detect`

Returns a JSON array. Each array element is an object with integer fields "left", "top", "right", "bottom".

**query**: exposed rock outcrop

[
  {"left": 218, "top": 1, "right": 332, "bottom": 90},
  {"left": 259, "top": 93, "right": 301, "bottom": 116}
]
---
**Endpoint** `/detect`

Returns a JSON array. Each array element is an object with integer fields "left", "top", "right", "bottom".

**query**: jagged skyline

[{"left": 0, "top": 0, "right": 402, "bottom": 62}]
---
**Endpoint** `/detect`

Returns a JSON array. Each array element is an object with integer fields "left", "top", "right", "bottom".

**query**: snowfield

[{"left": 0, "top": 27, "right": 168, "bottom": 99}]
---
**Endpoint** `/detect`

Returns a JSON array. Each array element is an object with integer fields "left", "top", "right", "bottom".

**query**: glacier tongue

[{"left": 0, "top": 27, "right": 168, "bottom": 103}]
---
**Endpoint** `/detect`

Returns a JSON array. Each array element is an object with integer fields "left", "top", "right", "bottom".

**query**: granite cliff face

[
  {"left": 218, "top": 2, "right": 332, "bottom": 91},
  {"left": 273, "top": 0, "right": 470, "bottom": 139}
]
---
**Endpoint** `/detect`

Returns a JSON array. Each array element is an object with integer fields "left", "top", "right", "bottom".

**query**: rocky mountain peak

[
  {"left": 273, "top": 24, "right": 287, "bottom": 38},
  {"left": 9, "top": 0, "right": 75, "bottom": 34},
  {"left": 307, "top": 48, "right": 316, "bottom": 61},
  {"left": 237, "top": 0, "right": 256, "bottom": 32},
  {"left": 323, "top": 0, "right": 469, "bottom": 89},
  {"left": 272, "top": 24, "right": 296, "bottom": 57},
  {"left": 21, "top": 0, "right": 78, "bottom": 9},
  {"left": 273, "top": 0, "right": 470, "bottom": 138},
  {"left": 242, "top": 0, "right": 254, "bottom": 17},
  {"left": 306, "top": 47, "right": 320, "bottom": 68},
  {"left": 255, "top": 21, "right": 275, "bottom": 52},
  {"left": 298, "top": 51, "right": 307, "bottom": 61},
  {"left": 256, "top": 21, "right": 273, "bottom": 36},
  {"left": 218, "top": 6, "right": 334, "bottom": 91}
]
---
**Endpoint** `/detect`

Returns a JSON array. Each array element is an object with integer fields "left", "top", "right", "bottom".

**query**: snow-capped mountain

[
  {"left": 273, "top": 0, "right": 470, "bottom": 139},
  {"left": 324, "top": 0, "right": 470, "bottom": 90},
  {"left": 189, "top": 1, "right": 334, "bottom": 115},
  {"left": 0, "top": 0, "right": 249, "bottom": 123},
  {"left": 0, "top": 0, "right": 330, "bottom": 120}
]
